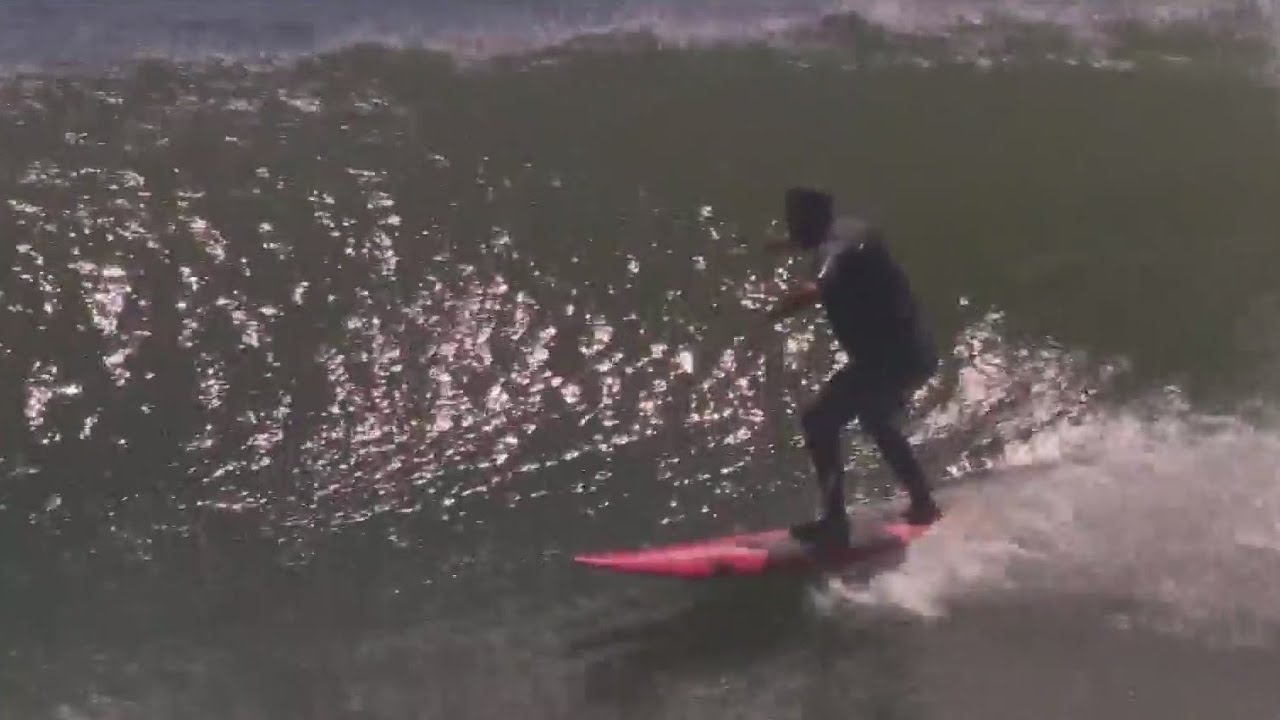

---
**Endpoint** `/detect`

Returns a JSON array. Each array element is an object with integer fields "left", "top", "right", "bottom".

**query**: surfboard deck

[{"left": 574, "top": 513, "right": 933, "bottom": 579}]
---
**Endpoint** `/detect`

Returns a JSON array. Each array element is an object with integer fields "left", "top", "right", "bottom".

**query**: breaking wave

[{"left": 0, "top": 0, "right": 1274, "bottom": 71}]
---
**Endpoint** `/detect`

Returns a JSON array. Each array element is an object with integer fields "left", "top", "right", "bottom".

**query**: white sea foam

[{"left": 822, "top": 399, "right": 1280, "bottom": 646}]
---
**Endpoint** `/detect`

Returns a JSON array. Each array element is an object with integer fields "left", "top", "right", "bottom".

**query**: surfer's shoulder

[{"left": 824, "top": 215, "right": 885, "bottom": 256}]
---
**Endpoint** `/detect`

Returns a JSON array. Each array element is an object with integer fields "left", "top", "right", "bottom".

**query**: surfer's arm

[
  {"left": 768, "top": 282, "right": 820, "bottom": 319},
  {"left": 769, "top": 239, "right": 844, "bottom": 319}
]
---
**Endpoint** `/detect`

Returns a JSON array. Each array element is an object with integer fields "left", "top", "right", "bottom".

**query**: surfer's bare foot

[
  {"left": 901, "top": 500, "right": 942, "bottom": 526},
  {"left": 790, "top": 514, "right": 850, "bottom": 546}
]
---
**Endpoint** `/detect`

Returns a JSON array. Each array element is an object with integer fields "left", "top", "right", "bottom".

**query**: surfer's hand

[
  {"left": 763, "top": 238, "right": 795, "bottom": 257},
  {"left": 768, "top": 283, "right": 819, "bottom": 319}
]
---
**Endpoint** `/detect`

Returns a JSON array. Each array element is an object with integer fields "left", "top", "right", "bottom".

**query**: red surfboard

[{"left": 574, "top": 516, "right": 933, "bottom": 579}]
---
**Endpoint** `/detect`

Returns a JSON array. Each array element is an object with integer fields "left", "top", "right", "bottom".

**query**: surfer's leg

[
  {"left": 853, "top": 372, "right": 940, "bottom": 524},
  {"left": 800, "top": 365, "right": 860, "bottom": 522}
]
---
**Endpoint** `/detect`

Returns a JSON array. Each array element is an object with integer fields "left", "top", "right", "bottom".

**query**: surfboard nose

[{"left": 573, "top": 546, "right": 770, "bottom": 578}]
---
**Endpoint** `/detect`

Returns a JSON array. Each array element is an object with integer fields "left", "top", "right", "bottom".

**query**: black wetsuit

[{"left": 803, "top": 216, "right": 938, "bottom": 522}]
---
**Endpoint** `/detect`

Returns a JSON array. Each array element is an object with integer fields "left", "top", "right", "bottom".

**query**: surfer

[{"left": 767, "top": 187, "right": 943, "bottom": 545}]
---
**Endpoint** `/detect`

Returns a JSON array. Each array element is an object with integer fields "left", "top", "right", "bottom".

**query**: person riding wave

[{"left": 766, "top": 187, "right": 943, "bottom": 546}]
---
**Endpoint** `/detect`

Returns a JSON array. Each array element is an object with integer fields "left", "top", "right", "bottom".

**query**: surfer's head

[{"left": 784, "top": 187, "right": 834, "bottom": 249}]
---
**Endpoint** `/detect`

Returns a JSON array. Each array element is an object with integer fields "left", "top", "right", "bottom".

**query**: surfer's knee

[
  {"left": 801, "top": 402, "right": 834, "bottom": 441},
  {"left": 856, "top": 406, "right": 899, "bottom": 443}
]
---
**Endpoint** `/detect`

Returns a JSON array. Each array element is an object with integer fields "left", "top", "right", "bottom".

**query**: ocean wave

[{"left": 0, "top": 0, "right": 1274, "bottom": 71}]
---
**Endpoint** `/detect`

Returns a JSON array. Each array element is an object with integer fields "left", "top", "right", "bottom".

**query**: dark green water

[{"left": 3, "top": 18, "right": 1280, "bottom": 719}]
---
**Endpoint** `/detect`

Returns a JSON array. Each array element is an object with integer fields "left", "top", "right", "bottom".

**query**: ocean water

[{"left": 2, "top": 1, "right": 1280, "bottom": 718}]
